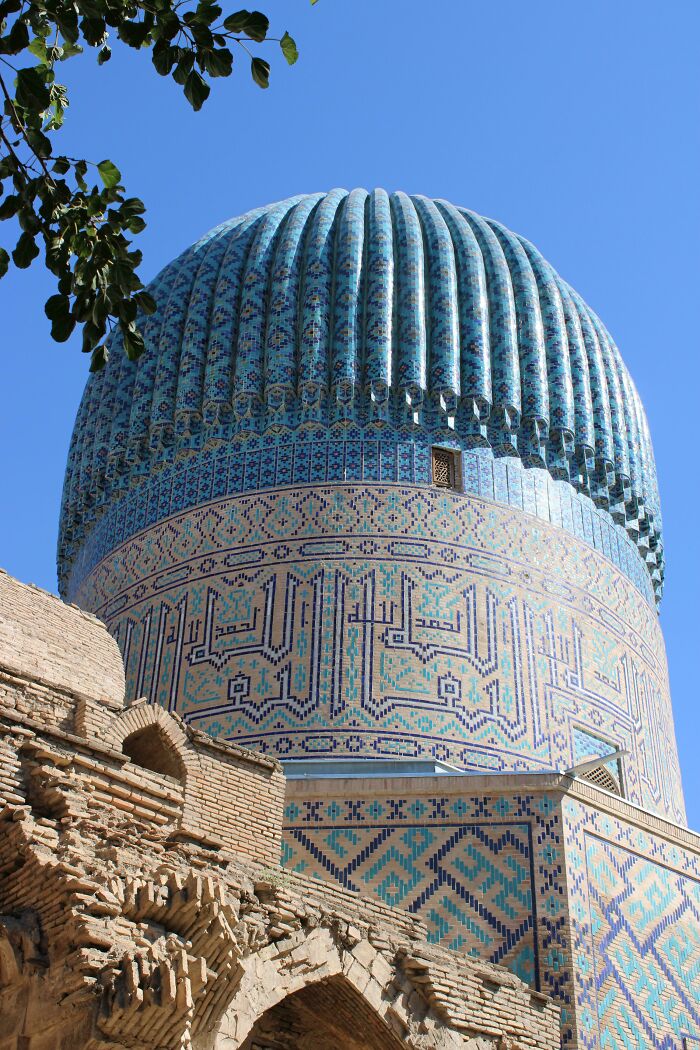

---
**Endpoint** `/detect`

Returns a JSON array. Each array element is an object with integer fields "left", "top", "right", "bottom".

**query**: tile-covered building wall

[
  {"left": 72, "top": 483, "right": 683, "bottom": 822},
  {"left": 283, "top": 777, "right": 572, "bottom": 1031},
  {"left": 563, "top": 797, "right": 700, "bottom": 1049},
  {"left": 281, "top": 774, "right": 700, "bottom": 1049}
]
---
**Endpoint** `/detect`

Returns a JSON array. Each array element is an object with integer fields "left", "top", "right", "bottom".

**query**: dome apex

[{"left": 58, "top": 189, "right": 663, "bottom": 600}]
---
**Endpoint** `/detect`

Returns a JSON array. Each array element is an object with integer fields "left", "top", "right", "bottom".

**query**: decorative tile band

[
  {"left": 71, "top": 483, "right": 683, "bottom": 823},
  {"left": 63, "top": 442, "right": 655, "bottom": 605}
]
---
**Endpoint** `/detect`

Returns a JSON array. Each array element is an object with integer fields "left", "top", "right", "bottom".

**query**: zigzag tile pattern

[
  {"left": 564, "top": 801, "right": 700, "bottom": 1049},
  {"left": 58, "top": 190, "right": 663, "bottom": 601},
  {"left": 282, "top": 792, "right": 566, "bottom": 1007},
  {"left": 72, "top": 485, "right": 684, "bottom": 823}
]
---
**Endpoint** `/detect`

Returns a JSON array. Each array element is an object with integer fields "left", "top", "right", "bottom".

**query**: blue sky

[{"left": 1, "top": 0, "right": 699, "bottom": 823}]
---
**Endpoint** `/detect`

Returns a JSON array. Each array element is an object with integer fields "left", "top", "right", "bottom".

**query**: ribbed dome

[{"left": 58, "top": 189, "right": 663, "bottom": 598}]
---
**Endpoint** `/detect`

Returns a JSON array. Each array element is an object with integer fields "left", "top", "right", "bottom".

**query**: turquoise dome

[{"left": 58, "top": 189, "right": 663, "bottom": 600}]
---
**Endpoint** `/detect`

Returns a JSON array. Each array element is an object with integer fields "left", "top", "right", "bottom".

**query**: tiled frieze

[
  {"left": 562, "top": 798, "right": 700, "bottom": 1049},
  {"left": 63, "top": 441, "right": 654, "bottom": 604},
  {"left": 72, "top": 484, "right": 684, "bottom": 823}
]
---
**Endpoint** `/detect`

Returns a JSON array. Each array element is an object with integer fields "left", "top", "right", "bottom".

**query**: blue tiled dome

[{"left": 58, "top": 189, "right": 663, "bottom": 598}]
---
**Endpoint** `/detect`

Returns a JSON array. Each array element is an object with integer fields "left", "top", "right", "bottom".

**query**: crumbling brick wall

[{"left": 0, "top": 571, "right": 561, "bottom": 1049}]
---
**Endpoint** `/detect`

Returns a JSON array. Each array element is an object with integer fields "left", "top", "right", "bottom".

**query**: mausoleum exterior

[{"left": 18, "top": 189, "right": 699, "bottom": 1046}]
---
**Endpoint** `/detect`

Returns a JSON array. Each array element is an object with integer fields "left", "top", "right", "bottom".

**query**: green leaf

[
  {"left": 121, "top": 197, "right": 146, "bottom": 218},
  {"left": 223, "top": 9, "right": 268, "bottom": 41},
  {"left": 52, "top": 156, "right": 71, "bottom": 175},
  {"left": 135, "top": 290, "right": 157, "bottom": 315},
  {"left": 12, "top": 231, "right": 39, "bottom": 268},
  {"left": 184, "top": 69, "right": 210, "bottom": 109},
  {"left": 173, "top": 50, "right": 195, "bottom": 84},
  {"left": 56, "top": 42, "right": 83, "bottom": 60},
  {"left": 280, "top": 31, "right": 298, "bottom": 65},
  {"left": 54, "top": 8, "right": 79, "bottom": 44},
  {"left": 45, "top": 295, "right": 75, "bottom": 341},
  {"left": 75, "top": 159, "right": 88, "bottom": 190},
  {"left": 0, "top": 247, "right": 9, "bottom": 278},
  {"left": 90, "top": 344, "right": 108, "bottom": 371},
  {"left": 250, "top": 56, "right": 269, "bottom": 88},
  {"left": 15, "top": 66, "right": 51, "bottom": 111},
  {"left": 80, "top": 16, "right": 106, "bottom": 45},
  {"left": 26, "top": 127, "right": 51, "bottom": 158},
  {"left": 0, "top": 18, "right": 29, "bottom": 54},
  {"left": 126, "top": 215, "right": 146, "bottom": 234},
  {"left": 45, "top": 293, "right": 68, "bottom": 320},
  {"left": 122, "top": 324, "right": 145, "bottom": 360},
  {"left": 118, "top": 297, "right": 138, "bottom": 324},
  {"left": 156, "top": 12, "right": 181, "bottom": 40},
  {"left": 118, "top": 20, "right": 151, "bottom": 47},
  {"left": 0, "top": 195, "right": 19, "bottom": 219},
  {"left": 152, "top": 40, "right": 176, "bottom": 75},
  {"left": 28, "top": 37, "right": 47, "bottom": 61},
  {"left": 203, "top": 46, "right": 232, "bottom": 77},
  {"left": 97, "top": 159, "right": 121, "bottom": 189},
  {"left": 97, "top": 45, "right": 111, "bottom": 64}
]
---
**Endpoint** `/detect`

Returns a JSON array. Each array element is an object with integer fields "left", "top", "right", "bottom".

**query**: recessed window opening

[
  {"left": 432, "top": 447, "right": 460, "bottom": 490},
  {"left": 122, "top": 725, "right": 184, "bottom": 781}
]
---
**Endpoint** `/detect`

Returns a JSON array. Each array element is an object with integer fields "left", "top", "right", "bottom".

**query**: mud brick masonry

[{"left": 0, "top": 569, "right": 560, "bottom": 1049}]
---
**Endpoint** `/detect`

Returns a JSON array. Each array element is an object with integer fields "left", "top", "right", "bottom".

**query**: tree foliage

[{"left": 0, "top": 0, "right": 307, "bottom": 369}]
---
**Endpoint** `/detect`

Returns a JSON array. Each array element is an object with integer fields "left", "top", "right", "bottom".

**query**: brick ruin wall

[{"left": 0, "top": 569, "right": 560, "bottom": 1050}]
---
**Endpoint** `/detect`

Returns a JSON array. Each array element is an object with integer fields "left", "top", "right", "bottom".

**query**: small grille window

[
  {"left": 433, "top": 448, "right": 457, "bottom": 489},
  {"left": 580, "top": 763, "right": 621, "bottom": 796}
]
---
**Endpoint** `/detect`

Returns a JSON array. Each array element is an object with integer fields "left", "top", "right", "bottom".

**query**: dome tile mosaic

[{"left": 58, "top": 189, "right": 663, "bottom": 602}]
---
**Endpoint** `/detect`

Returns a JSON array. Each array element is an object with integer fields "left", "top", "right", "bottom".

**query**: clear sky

[{"left": 1, "top": 0, "right": 699, "bottom": 823}]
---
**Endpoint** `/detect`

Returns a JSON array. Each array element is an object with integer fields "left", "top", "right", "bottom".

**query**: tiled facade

[
  {"left": 282, "top": 775, "right": 700, "bottom": 1049},
  {"left": 71, "top": 483, "right": 683, "bottom": 824},
  {"left": 563, "top": 799, "right": 700, "bottom": 1049}
]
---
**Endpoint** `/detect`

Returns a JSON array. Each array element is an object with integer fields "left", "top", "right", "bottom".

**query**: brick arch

[
  {"left": 209, "top": 927, "right": 462, "bottom": 1050},
  {"left": 104, "top": 699, "right": 190, "bottom": 756},
  {"left": 102, "top": 701, "right": 199, "bottom": 816}
]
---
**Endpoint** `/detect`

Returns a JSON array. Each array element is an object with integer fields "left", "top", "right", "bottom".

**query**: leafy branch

[{"left": 0, "top": 0, "right": 303, "bottom": 369}]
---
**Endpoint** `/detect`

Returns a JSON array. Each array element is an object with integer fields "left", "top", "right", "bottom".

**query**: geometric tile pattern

[
  {"left": 283, "top": 783, "right": 700, "bottom": 1049},
  {"left": 73, "top": 485, "right": 683, "bottom": 822},
  {"left": 62, "top": 442, "right": 655, "bottom": 605},
  {"left": 563, "top": 799, "right": 700, "bottom": 1049},
  {"left": 282, "top": 790, "right": 567, "bottom": 1003},
  {"left": 58, "top": 190, "right": 664, "bottom": 601}
]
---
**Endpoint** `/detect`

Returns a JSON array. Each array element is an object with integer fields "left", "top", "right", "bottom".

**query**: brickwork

[{"left": 0, "top": 570, "right": 560, "bottom": 1049}]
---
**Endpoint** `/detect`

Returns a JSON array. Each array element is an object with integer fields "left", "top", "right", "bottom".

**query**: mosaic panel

[
  {"left": 73, "top": 484, "right": 683, "bottom": 823},
  {"left": 564, "top": 800, "right": 700, "bottom": 1049},
  {"left": 282, "top": 789, "right": 571, "bottom": 1021}
]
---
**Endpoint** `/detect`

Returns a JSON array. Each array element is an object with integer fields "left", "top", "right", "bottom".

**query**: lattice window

[
  {"left": 580, "top": 763, "right": 621, "bottom": 796},
  {"left": 432, "top": 448, "right": 457, "bottom": 489}
]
